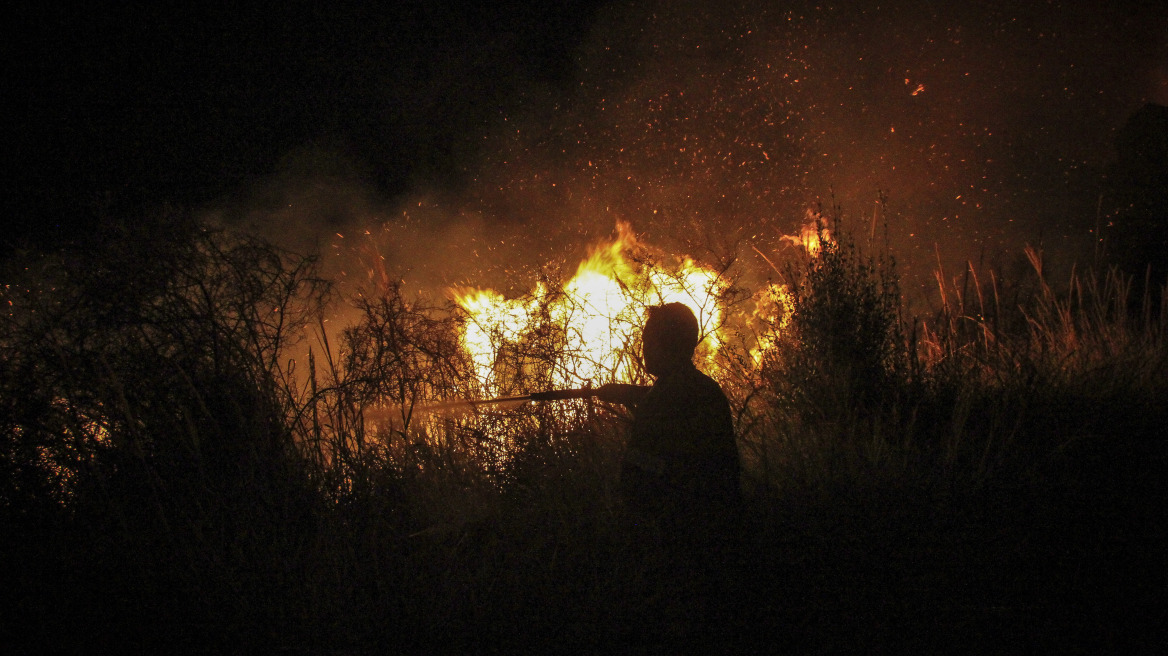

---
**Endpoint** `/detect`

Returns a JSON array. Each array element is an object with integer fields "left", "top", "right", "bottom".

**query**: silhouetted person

[
  {"left": 597, "top": 303, "right": 742, "bottom": 640},
  {"left": 598, "top": 302, "right": 741, "bottom": 527}
]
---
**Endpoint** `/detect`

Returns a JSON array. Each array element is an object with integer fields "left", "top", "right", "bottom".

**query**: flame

[
  {"left": 781, "top": 209, "right": 831, "bottom": 256},
  {"left": 452, "top": 224, "right": 727, "bottom": 396},
  {"left": 455, "top": 286, "right": 544, "bottom": 396},
  {"left": 748, "top": 208, "right": 834, "bottom": 364},
  {"left": 749, "top": 283, "right": 794, "bottom": 364}
]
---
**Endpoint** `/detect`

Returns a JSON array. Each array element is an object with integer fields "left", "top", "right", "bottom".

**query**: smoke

[{"left": 210, "top": 0, "right": 1168, "bottom": 306}]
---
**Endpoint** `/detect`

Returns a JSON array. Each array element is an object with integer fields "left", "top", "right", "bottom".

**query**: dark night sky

[
  {"left": 6, "top": 1, "right": 1167, "bottom": 297},
  {"left": 5, "top": 1, "right": 602, "bottom": 244}
]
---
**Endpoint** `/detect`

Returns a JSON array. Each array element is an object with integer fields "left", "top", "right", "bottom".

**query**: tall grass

[{"left": 2, "top": 211, "right": 1164, "bottom": 651}]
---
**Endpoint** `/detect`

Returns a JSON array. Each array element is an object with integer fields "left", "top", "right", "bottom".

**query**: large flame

[{"left": 453, "top": 224, "right": 727, "bottom": 397}]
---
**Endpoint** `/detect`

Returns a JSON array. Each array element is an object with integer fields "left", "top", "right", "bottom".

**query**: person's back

[
  {"left": 599, "top": 303, "right": 742, "bottom": 529},
  {"left": 598, "top": 303, "right": 743, "bottom": 640},
  {"left": 620, "top": 359, "right": 740, "bottom": 523}
]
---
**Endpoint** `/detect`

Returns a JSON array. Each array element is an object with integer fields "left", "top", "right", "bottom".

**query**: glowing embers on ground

[{"left": 452, "top": 224, "right": 729, "bottom": 397}]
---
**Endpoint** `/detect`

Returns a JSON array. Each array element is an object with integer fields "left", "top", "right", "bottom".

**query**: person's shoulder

[
  {"left": 679, "top": 366, "right": 728, "bottom": 399},
  {"left": 683, "top": 365, "right": 720, "bottom": 386}
]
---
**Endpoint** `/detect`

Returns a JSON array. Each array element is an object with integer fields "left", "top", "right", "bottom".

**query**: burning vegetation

[
  {"left": 5, "top": 0, "right": 1167, "bottom": 648},
  {"left": 2, "top": 208, "right": 1165, "bottom": 651},
  {"left": 452, "top": 222, "right": 730, "bottom": 397}
]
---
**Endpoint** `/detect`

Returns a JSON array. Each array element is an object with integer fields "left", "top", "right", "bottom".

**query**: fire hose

[
  {"left": 468, "top": 384, "right": 647, "bottom": 407},
  {"left": 461, "top": 388, "right": 594, "bottom": 406},
  {"left": 369, "top": 385, "right": 647, "bottom": 418}
]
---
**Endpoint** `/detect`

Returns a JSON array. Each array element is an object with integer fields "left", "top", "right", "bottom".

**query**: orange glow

[
  {"left": 781, "top": 210, "right": 831, "bottom": 257},
  {"left": 452, "top": 223, "right": 727, "bottom": 396},
  {"left": 749, "top": 282, "right": 794, "bottom": 365}
]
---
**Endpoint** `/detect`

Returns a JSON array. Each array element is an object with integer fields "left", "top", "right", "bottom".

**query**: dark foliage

[
  {"left": 1103, "top": 102, "right": 1168, "bottom": 291},
  {"left": 1, "top": 212, "right": 1164, "bottom": 652},
  {"left": 762, "top": 216, "right": 905, "bottom": 419}
]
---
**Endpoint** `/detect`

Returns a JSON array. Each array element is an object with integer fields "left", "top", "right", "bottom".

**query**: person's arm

[{"left": 594, "top": 383, "right": 650, "bottom": 408}]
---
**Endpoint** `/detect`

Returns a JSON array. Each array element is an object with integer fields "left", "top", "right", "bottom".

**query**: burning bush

[
  {"left": 757, "top": 215, "right": 905, "bottom": 414},
  {"left": 452, "top": 222, "right": 735, "bottom": 396}
]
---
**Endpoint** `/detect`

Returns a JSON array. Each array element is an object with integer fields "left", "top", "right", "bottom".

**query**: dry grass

[{"left": 2, "top": 214, "right": 1164, "bottom": 652}]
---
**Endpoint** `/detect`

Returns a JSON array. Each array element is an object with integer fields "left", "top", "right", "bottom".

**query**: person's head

[{"left": 642, "top": 303, "right": 700, "bottom": 376}]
